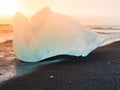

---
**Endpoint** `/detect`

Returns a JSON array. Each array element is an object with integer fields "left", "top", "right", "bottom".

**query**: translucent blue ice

[{"left": 13, "top": 7, "right": 108, "bottom": 62}]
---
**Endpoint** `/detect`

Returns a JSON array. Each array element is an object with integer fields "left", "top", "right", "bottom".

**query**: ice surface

[{"left": 13, "top": 7, "right": 108, "bottom": 62}]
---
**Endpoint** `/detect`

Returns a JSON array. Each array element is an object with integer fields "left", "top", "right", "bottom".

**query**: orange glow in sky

[
  {"left": 0, "top": 0, "right": 120, "bottom": 25},
  {"left": 0, "top": 0, "right": 120, "bottom": 16}
]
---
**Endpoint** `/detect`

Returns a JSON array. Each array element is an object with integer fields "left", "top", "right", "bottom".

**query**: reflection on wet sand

[
  {"left": 0, "top": 40, "right": 66, "bottom": 83},
  {"left": 15, "top": 58, "right": 64, "bottom": 76}
]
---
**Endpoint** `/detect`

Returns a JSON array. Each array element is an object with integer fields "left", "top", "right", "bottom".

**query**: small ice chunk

[{"left": 49, "top": 75, "right": 54, "bottom": 78}]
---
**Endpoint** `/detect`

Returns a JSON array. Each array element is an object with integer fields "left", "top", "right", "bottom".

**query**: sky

[{"left": 0, "top": 0, "right": 120, "bottom": 25}]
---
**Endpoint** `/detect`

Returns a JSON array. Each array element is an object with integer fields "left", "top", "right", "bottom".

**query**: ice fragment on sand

[{"left": 13, "top": 7, "right": 108, "bottom": 62}]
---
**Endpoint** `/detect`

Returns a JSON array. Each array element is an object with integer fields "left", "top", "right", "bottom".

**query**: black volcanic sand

[{"left": 0, "top": 41, "right": 120, "bottom": 90}]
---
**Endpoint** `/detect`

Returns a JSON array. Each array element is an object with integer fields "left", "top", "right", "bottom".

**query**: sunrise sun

[{"left": 0, "top": 0, "right": 19, "bottom": 16}]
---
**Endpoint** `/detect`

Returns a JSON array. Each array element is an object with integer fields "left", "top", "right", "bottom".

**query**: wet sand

[
  {"left": 0, "top": 40, "right": 120, "bottom": 90},
  {"left": 0, "top": 40, "right": 17, "bottom": 83}
]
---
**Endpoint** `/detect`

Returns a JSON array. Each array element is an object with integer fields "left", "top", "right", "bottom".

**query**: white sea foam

[
  {"left": 0, "top": 35, "right": 13, "bottom": 43},
  {"left": 92, "top": 29, "right": 120, "bottom": 46}
]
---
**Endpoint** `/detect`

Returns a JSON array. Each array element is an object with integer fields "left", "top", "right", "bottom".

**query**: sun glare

[{"left": 0, "top": 0, "right": 19, "bottom": 16}]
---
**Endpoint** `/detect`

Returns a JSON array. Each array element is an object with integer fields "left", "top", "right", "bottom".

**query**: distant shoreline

[{"left": 1, "top": 24, "right": 120, "bottom": 30}]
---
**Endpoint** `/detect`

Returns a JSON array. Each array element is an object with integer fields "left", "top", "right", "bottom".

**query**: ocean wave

[
  {"left": 0, "top": 35, "right": 13, "bottom": 43},
  {"left": 0, "top": 28, "right": 120, "bottom": 46},
  {"left": 88, "top": 25, "right": 120, "bottom": 30}
]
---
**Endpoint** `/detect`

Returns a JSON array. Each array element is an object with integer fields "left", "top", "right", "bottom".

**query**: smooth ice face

[{"left": 13, "top": 7, "right": 108, "bottom": 62}]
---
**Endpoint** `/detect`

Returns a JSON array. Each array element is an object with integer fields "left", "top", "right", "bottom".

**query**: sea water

[
  {"left": 92, "top": 28, "right": 120, "bottom": 46},
  {"left": 0, "top": 25, "right": 120, "bottom": 45}
]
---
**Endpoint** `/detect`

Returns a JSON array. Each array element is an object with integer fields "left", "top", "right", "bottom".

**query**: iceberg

[{"left": 13, "top": 7, "right": 108, "bottom": 62}]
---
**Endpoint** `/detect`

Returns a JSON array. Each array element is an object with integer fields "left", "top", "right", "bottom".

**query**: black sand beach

[{"left": 0, "top": 41, "right": 120, "bottom": 90}]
